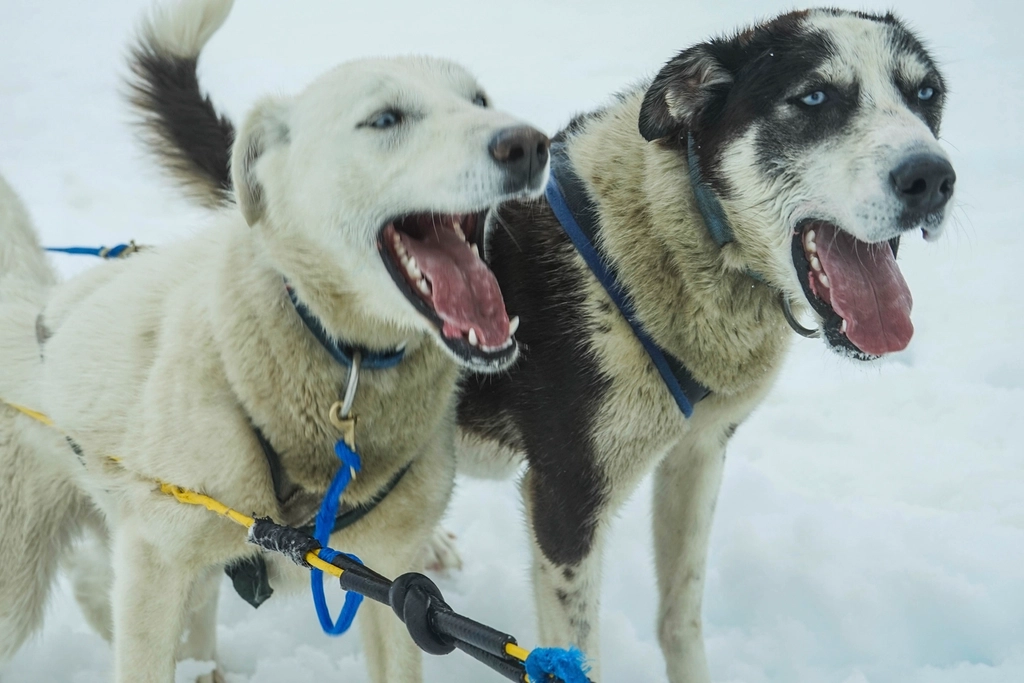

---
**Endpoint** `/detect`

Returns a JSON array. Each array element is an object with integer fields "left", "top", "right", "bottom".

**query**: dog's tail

[
  {"left": 128, "top": 0, "right": 237, "bottom": 208},
  {"left": 0, "top": 175, "right": 57, "bottom": 297}
]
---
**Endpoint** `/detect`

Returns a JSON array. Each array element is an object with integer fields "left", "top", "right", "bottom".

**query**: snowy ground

[{"left": 1, "top": 0, "right": 1021, "bottom": 681}]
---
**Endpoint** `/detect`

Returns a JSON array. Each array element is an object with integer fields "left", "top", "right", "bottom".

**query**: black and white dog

[{"left": 134, "top": 8, "right": 954, "bottom": 682}]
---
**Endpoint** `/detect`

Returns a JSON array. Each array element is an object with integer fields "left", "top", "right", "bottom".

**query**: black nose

[
  {"left": 489, "top": 126, "right": 550, "bottom": 189},
  {"left": 890, "top": 153, "right": 956, "bottom": 217}
]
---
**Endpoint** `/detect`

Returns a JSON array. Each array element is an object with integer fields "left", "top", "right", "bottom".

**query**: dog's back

[
  {"left": 0, "top": 173, "right": 56, "bottom": 401},
  {"left": 0, "top": 174, "right": 90, "bottom": 665},
  {"left": 0, "top": 175, "right": 56, "bottom": 303}
]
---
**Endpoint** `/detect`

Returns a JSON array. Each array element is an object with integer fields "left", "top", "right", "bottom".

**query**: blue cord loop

[{"left": 310, "top": 438, "right": 365, "bottom": 635}]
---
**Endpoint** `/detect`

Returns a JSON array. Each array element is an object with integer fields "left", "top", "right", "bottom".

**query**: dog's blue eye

[
  {"left": 800, "top": 90, "right": 828, "bottom": 106},
  {"left": 370, "top": 111, "right": 401, "bottom": 129},
  {"left": 917, "top": 86, "right": 935, "bottom": 101}
]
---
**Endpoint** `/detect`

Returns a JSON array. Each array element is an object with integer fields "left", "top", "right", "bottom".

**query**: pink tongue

[
  {"left": 399, "top": 229, "right": 509, "bottom": 347},
  {"left": 813, "top": 222, "right": 914, "bottom": 355}
]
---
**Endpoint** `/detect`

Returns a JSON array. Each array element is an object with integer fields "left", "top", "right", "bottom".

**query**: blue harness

[{"left": 546, "top": 142, "right": 711, "bottom": 418}]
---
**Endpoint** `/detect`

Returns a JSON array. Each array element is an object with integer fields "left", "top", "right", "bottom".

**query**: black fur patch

[
  {"left": 65, "top": 436, "right": 85, "bottom": 464},
  {"left": 557, "top": 108, "right": 607, "bottom": 143},
  {"left": 459, "top": 200, "right": 610, "bottom": 568},
  {"left": 638, "top": 10, "right": 945, "bottom": 197},
  {"left": 128, "top": 45, "right": 235, "bottom": 204}
]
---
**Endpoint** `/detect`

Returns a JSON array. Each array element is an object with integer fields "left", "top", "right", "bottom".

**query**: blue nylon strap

[
  {"left": 44, "top": 244, "right": 133, "bottom": 258},
  {"left": 545, "top": 173, "right": 697, "bottom": 418},
  {"left": 310, "top": 438, "right": 365, "bottom": 635},
  {"left": 286, "top": 286, "right": 405, "bottom": 370}
]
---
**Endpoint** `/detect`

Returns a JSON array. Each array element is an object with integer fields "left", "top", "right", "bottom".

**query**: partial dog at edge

[
  {"left": 0, "top": 0, "right": 549, "bottom": 681},
  {"left": 99, "top": 6, "right": 957, "bottom": 683}
]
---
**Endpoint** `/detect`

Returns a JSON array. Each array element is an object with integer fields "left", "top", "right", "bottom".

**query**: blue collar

[
  {"left": 686, "top": 133, "right": 736, "bottom": 248},
  {"left": 286, "top": 285, "right": 406, "bottom": 370},
  {"left": 545, "top": 142, "right": 710, "bottom": 418},
  {"left": 686, "top": 133, "right": 773, "bottom": 287}
]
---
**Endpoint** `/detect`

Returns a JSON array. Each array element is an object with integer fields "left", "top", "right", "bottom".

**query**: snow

[{"left": 1, "top": 0, "right": 1021, "bottom": 681}]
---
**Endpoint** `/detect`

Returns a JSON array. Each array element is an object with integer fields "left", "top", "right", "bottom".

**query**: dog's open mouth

[
  {"left": 792, "top": 221, "right": 913, "bottom": 359},
  {"left": 378, "top": 212, "right": 518, "bottom": 368}
]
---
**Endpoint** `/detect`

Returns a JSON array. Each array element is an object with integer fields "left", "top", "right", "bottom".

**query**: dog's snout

[
  {"left": 890, "top": 153, "right": 956, "bottom": 218},
  {"left": 489, "top": 126, "right": 550, "bottom": 187}
]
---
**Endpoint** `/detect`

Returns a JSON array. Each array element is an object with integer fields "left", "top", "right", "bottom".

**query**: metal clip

[
  {"left": 329, "top": 403, "right": 357, "bottom": 450},
  {"left": 328, "top": 350, "right": 361, "bottom": 450}
]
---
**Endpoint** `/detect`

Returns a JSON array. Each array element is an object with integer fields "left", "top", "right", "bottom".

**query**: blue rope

[
  {"left": 525, "top": 646, "right": 591, "bottom": 683},
  {"left": 45, "top": 244, "right": 133, "bottom": 258},
  {"left": 310, "top": 438, "right": 365, "bottom": 635}
]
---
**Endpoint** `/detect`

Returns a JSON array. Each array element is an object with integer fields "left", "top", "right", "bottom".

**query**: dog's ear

[
  {"left": 231, "top": 98, "right": 290, "bottom": 226},
  {"left": 638, "top": 44, "right": 733, "bottom": 142}
]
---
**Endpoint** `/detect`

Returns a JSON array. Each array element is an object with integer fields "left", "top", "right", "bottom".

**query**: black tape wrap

[
  {"left": 430, "top": 609, "right": 516, "bottom": 659},
  {"left": 248, "top": 517, "right": 322, "bottom": 568},
  {"left": 389, "top": 573, "right": 457, "bottom": 655}
]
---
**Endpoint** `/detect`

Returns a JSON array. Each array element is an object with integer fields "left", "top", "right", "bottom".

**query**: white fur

[
  {"left": 718, "top": 10, "right": 954, "bottom": 332},
  {"left": 142, "top": 0, "right": 233, "bottom": 59},
  {"left": 0, "top": 0, "right": 546, "bottom": 680}
]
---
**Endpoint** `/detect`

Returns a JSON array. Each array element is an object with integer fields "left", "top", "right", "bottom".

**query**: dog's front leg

[
  {"left": 652, "top": 432, "right": 727, "bottom": 683},
  {"left": 358, "top": 552, "right": 424, "bottom": 683},
  {"left": 177, "top": 566, "right": 224, "bottom": 683},
  {"left": 522, "top": 467, "right": 608, "bottom": 681},
  {"left": 111, "top": 525, "right": 198, "bottom": 683}
]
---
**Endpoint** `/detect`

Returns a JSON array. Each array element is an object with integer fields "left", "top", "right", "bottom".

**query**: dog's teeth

[
  {"left": 468, "top": 328, "right": 478, "bottom": 346},
  {"left": 471, "top": 244, "right": 480, "bottom": 258},
  {"left": 406, "top": 257, "right": 421, "bottom": 277},
  {"left": 819, "top": 273, "right": 830, "bottom": 288},
  {"left": 802, "top": 231, "right": 819, "bottom": 252},
  {"left": 453, "top": 220, "right": 466, "bottom": 241},
  {"left": 418, "top": 279, "right": 431, "bottom": 295},
  {"left": 509, "top": 315, "right": 520, "bottom": 335},
  {"left": 840, "top": 319, "right": 848, "bottom": 333},
  {"left": 810, "top": 256, "right": 821, "bottom": 272}
]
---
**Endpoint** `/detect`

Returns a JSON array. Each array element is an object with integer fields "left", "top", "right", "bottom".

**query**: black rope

[{"left": 244, "top": 517, "right": 548, "bottom": 682}]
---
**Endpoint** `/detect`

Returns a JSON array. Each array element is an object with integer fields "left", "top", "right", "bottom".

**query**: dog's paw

[{"left": 420, "top": 527, "right": 463, "bottom": 573}]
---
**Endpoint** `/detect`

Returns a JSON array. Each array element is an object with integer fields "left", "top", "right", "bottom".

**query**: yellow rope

[
  {"left": 506, "top": 643, "right": 530, "bottom": 663},
  {"left": 1, "top": 398, "right": 346, "bottom": 579},
  {"left": 1, "top": 400, "right": 55, "bottom": 426},
  {"left": 1, "top": 398, "right": 529, "bottom": 664},
  {"left": 158, "top": 483, "right": 344, "bottom": 578}
]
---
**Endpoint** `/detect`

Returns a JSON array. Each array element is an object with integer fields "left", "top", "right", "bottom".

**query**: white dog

[{"left": 0, "top": 1, "right": 549, "bottom": 682}]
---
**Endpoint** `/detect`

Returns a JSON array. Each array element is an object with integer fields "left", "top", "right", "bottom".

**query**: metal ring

[
  {"left": 339, "top": 350, "right": 361, "bottom": 418},
  {"left": 780, "top": 295, "right": 820, "bottom": 338}
]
